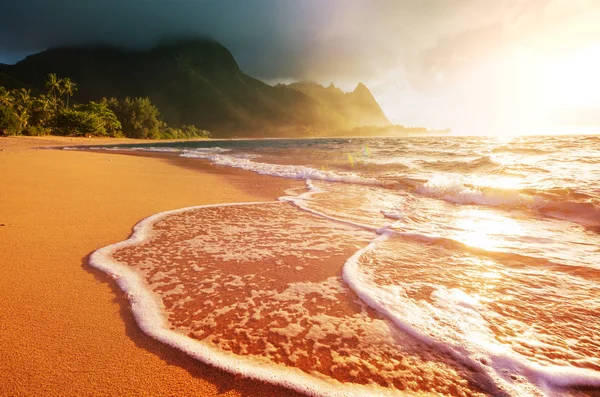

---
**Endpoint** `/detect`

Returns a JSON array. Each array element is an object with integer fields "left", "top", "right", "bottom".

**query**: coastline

[{"left": 0, "top": 136, "right": 305, "bottom": 396}]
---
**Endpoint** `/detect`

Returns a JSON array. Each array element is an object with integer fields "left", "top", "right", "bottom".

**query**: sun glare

[
  {"left": 452, "top": 208, "right": 523, "bottom": 251},
  {"left": 541, "top": 44, "right": 600, "bottom": 110}
]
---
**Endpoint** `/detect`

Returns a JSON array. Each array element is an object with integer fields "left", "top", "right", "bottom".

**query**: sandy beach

[{"left": 0, "top": 136, "right": 304, "bottom": 397}]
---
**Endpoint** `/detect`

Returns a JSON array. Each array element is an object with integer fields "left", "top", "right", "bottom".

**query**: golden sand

[{"left": 0, "top": 136, "right": 304, "bottom": 397}]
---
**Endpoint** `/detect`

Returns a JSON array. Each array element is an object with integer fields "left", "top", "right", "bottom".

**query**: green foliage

[
  {"left": 50, "top": 108, "right": 106, "bottom": 136},
  {"left": 1, "top": 73, "right": 210, "bottom": 139},
  {"left": 161, "top": 124, "right": 211, "bottom": 139},
  {"left": 180, "top": 124, "right": 211, "bottom": 139},
  {"left": 76, "top": 102, "right": 122, "bottom": 137},
  {"left": 0, "top": 86, "right": 11, "bottom": 107},
  {"left": 60, "top": 78, "right": 77, "bottom": 109},
  {"left": 9, "top": 88, "right": 32, "bottom": 132},
  {"left": 0, "top": 103, "right": 20, "bottom": 136},
  {"left": 45, "top": 73, "right": 61, "bottom": 110},
  {"left": 160, "top": 126, "right": 182, "bottom": 140},
  {"left": 29, "top": 95, "right": 55, "bottom": 132},
  {"left": 49, "top": 102, "right": 122, "bottom": 137},
  {"left": 23, "top": 125, "right": 49, "bottom": 136},
  {"left": 105, "top": 97, "right": 162, "bottom": 139}
]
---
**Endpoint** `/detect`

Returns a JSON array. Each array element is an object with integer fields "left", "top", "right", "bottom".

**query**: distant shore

[{"left": 0, "top": 136, "right": 305, "bottom": 397}]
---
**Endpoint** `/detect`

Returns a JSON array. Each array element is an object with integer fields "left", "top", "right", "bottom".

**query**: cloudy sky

[{"left": 2, "top": 0, "right": 600, "bottom": 134}]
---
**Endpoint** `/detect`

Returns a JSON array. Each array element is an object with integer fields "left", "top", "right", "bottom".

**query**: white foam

[
  {"left": 83, "top": 143, "right": 600, "bottom": 394},
  {"left": 181, "top": 151, "right": 380, "bottom": 185},
  {"left": 341, "top": 232, "right": 600, "bottom": 396},
  {"left": 278, "top": 180, "right": 381, "bottom": 233},
  {"left": 381, "top": 210, "right": 405, "bottom": 220},
  {"left": 416, "top": 175, "right": 525, "bottom": 207},
  {"left": 89, "top": 201, "right": 412, "bottom": 397}
]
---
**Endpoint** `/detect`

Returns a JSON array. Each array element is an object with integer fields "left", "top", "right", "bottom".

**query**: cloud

[{"left": 2, "top": 0, "right": 600, "bottom": 131}]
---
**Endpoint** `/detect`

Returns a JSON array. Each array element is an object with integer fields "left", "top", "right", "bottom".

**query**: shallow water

[{"left": 88, "top": 135, "right": 600, "bottom": 396}]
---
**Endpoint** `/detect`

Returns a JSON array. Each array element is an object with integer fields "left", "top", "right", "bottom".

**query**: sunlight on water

[{"left": 451, "top": 208, "right": 524, "bottom": 251}]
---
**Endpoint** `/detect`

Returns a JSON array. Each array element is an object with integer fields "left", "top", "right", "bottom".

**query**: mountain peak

[
  {"left": 284, "top": 81, "right": 390, "bottom": 127},
  {"left": 152, "top": 37, "right": 240, "bottom": 73},
  {"left": 352, "top": 82, "right": 372, "bottom": 95}
]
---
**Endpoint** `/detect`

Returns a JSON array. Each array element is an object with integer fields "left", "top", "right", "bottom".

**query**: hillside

[
  {"left": 0, "top": 38, "right": 390, "bottom": 137},
  {"left": 283, "top": 82, "right": 390, "bottom": 127}
]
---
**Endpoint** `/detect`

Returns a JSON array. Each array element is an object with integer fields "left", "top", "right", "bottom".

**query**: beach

[
  {"left": 2, "top": 135, "right": 600, "bottom": 397},
  {"left": 0, "top": 136, "right": 303, "bottom": 397}
]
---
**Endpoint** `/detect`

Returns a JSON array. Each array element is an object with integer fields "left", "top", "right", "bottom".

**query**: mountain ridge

[
  {"left": 281, "top": 81, "right": 391, "bottom": 128},
  {"left": 0, "top": 38, "right": 390, "bottom": 137}
]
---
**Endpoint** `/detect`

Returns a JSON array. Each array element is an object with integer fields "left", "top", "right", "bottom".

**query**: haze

[{"left": 2, "top": 0, "right": 599, "bottom": 135}]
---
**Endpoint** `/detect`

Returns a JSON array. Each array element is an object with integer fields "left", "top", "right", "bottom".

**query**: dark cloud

[
  {"left": 0, "top": 0, "right": 453, "bottom": 81},
  {"left": 2, "top": 0, "right": 599, "bottom": 80},
  {"left": 0, "top": 0, "right": 341, "bottom": 79}
]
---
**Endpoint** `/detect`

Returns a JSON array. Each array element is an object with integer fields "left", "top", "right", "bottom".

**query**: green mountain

[{"left": 0, "top": 38, "right": 390, "bottom": 137}]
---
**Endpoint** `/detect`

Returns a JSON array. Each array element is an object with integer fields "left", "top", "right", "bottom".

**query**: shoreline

[{"left": 0, "top": 136, "right": 305, "bottom": 396}]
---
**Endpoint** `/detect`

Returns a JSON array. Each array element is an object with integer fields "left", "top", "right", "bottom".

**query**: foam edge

[
  {"left": 88, "top": 201, "right": 420, "bottom": 397},
  {"left": 341, "top": 232, "right": 600, "bottom": 396}
]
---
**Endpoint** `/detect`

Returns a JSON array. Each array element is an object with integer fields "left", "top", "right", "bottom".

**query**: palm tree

[
  {"left": 10, "top": 88, "right": 32, "bottom": 132},
  {"left": 0, "top": 86, "right": 11, "bottom": 107},
  {"left": 30, "top": 94, "right": 53, "bottom": 130},
  {"left": 45, "top": 73, "right": 61, "bottom": 109},
  {"left": 60, "top": 78, "right": 78, "bottom": 109}
]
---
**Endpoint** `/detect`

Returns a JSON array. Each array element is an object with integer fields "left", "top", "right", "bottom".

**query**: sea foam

[
  {"left": 92, "top": 201, "right": 472, "bottom": 396},
  {"left": 341, "top": 232, "right": 600, "bottom": 396},
  {"left": 83, "top": 137, "right": 600, "bottom": 396},
  {"left": 180, "top": 150, "right": 380, "bottom": 185}
]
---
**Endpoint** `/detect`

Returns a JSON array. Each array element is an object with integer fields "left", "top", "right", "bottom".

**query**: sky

[{"left": 2, "top": 0, "right": 600, "bottom": 134}]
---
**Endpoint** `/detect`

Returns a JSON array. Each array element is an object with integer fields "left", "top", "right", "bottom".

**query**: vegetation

[
  {"left": 104, "top": 97, "right": 163, "bottom": 139},
  {"left": 0, "top": 39, "right": 388, "bottom": 137},
  {"left": 0, "top": 103, "right": 20, "bottom": 135},
  {"left": 0, "top": 74, "right": 211, "bottom": 139}
]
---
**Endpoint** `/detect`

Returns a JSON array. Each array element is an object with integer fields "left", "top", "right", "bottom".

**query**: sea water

[{"left": 85, "top": 135, "right": 600, "bottom": 396}]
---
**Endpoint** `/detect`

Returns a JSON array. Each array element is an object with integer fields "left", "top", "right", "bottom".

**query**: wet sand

[{"left": 0, "top": 136, "right": 304, "bottom": 397}]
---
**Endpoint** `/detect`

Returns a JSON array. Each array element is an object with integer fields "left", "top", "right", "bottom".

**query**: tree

[
  {"left": 50, "top": 108, "right": 106, "bottom": 136},
  {"left": 27, "top": 94, "right": 55, "bottom": 135},
  {"left": 180, "top": 124, "right": 211, "bottom": 139},
  {"left": 45, "top": 73, "right": 61, "bottom": 110},
  {"left": 9, "top": 88, "right": 32, "bottom": 133},
  {"left": 106, "top": 97, "right": 163, "bottom": 139},
  {"left": 0, "top": 86, "right": 11, "bottom": 107},
  {"left": 0, "top": 103, "right": 20, "bottom": 136},
  {"left": 60, "top": 78, "right": 77, "bottom": 109},
  {"left": 76, "top": 101, "right": 122, "bottom": 137},
  {"left": 2, "top": 76, "right": 204, "bottom": 140}
]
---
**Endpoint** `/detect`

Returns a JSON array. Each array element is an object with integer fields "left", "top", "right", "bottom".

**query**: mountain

[
  {"left": 0, "top": 38, "right": 390, "bottom": 137},
  {"left": 282, "top": 82, "right": 390, "bottom": 127}
]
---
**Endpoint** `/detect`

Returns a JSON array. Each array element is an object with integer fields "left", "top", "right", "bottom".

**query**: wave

[
  {"left": 181, "top": 150, "right": 381, "bottom": 185},
  {"left": 491, "top": 146, "right": 550, "bottom": 155},
  {"left": 414, "top": 176, "right": 600, "bottom": 228},
  {"left": 342, "top": 233, "right": 600, "bottom": 397},
  {"left": 415, "top": 156, "right": 502, "bottom": 173},
  {"left": 76, "top": 144, "right": 600, "bottom": 230},
  {"left": 90, "top": 201, "right": 413, "bottom": 397},
  {"left": 64, "top": 145, "right": 232, "bottom": 154},
  {"left": 380, "top": 210, "right": 405, "bottom": 220},
  {"left": 415, "top": 176, "right": 525, "bottom": 207},
  {"left": 352, "top": 161, "right": 412, "bottom": 173},
  {"left": 88, "top": 172, "right": 600, "bottom": 396}
]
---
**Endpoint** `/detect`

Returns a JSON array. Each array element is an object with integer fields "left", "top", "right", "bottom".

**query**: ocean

[{"left": 85, "top": 135, "right": 600, "bottom": 396}]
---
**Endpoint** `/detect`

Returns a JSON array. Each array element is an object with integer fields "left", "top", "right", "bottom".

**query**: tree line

[{"left": 0, "top": 73, "right": 210, "bottom": 139}]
